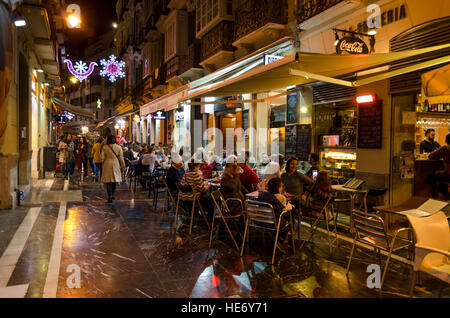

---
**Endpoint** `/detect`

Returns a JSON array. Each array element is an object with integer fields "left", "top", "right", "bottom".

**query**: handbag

[{"left": 108, "top": 145, "right": 123, "bottom": 172}]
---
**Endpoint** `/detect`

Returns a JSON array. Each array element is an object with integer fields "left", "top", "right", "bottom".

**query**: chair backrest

[
  {"left": 353, "top": 209, "right": 389, "bottom": 248},
  {"left": 407, "top": 212, "right": 450, "bottom": 253},
  {"left": 245, "top": 200, "right": 277, "bottom": 229},
  {"left": 135, "top": 164, "right": 151, "bottom": 177}
]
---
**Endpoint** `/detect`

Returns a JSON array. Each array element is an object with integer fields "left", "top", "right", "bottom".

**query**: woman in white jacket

[{"left": 101, "top": 135, "right": 125, "bottom": 203}]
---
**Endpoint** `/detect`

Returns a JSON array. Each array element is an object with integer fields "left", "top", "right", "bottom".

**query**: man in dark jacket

[{"left": 427, "top": 133, "right": 450, "bottom": 198}]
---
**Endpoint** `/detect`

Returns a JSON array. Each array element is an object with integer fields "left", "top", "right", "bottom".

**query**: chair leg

[
  {"left": 289, "top": 212, "right": 296, "bottom": 254},
  {"left": 189, "top": 201, "right": 196, "bottom": 235},
  {"left": 380, "top": 247, "right": 394, "bottom": 291},
  {"left": 174, "top": 196, "right": 180, "bottom": 231},
  {"left": 346, "top": 236, "right": 357, "bottom": 275},
  {"left": 197, "top": 198, "right": 211, "bottom": 230},
  {"left": 208, "top": 213, "right": 216, "bottom": 249},
  {"left": 272, "top": 221, "right": 282, "bottom": 265},
  {"left": 409, "top": 270, "right": 416, "bottom": 297},
  {"left": 222, "top": 217, "right": 240, "bottom": 251},
  {"left": 240, "top": 219, "right": 249, "bottom": 257}
]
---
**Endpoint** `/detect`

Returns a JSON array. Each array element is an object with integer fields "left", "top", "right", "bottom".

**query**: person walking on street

[
  {"left": 92, "top": 136, "right": 103, "bottom": 182},
  {"left": 76, "top": 136, "right": 89, "bottom": 179},
  {"left": 87, "top": 137, "right": 96, "bottom": 178},
  {"left": 58, "top": 134, "right": 69, "bottom": 179},
  {"left": 101, "top": 135, "right": 125, "bottom": 203}
]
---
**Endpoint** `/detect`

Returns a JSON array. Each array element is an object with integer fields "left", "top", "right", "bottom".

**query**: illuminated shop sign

[
  {"left": 264, "top": 54, "right": 283, "bottom": 65},
  {"left": 336, "top": 36, "right": 369, "bottom": 55},
  {"left": 175, "top": 111, "right": 184, "bottom": 121},
  {"left": 153, "top": 111, "right": 166, "bottom": 120}
]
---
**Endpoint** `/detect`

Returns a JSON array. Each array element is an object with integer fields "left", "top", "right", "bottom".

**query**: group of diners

[{"left": 164, "top": 151, "right": 333, "bottom": 249}]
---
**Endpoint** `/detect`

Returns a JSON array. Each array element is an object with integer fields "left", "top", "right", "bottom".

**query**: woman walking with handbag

[{"left": 101, "top": 135, "right": 125, "bottom": 203}]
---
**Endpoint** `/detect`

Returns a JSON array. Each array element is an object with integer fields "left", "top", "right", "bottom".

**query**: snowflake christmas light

[
  {"left": 64, "top": 59, "right": 97, "bottom": 81},
  {"left": 99, "top": 55, "right": 126, "bottom": 83}
]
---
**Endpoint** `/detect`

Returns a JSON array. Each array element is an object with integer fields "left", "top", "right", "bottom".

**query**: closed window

[
  {"left": 165, "top": 22, "right": 176, "bottom": 61},
  {"left": 196, "top": 0, "right": 219, "bottom": 34}
]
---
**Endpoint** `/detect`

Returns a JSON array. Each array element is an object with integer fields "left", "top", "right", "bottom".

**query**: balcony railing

[
  {"left": 179, "top": 42, "right": 201, "bottom": 75},
  {"left": 234, "top": 0, "right": 288, "bottom": 42},
  {"left": 201, "top": 20, "right": 235, "bottom": 62},
  {"left": 296, "top": 0, "right": 344, "bottom": 24}
]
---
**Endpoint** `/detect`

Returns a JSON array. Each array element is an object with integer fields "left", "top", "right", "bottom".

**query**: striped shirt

[{"left": 179, "top": 171, "right": 205, "bottom": 200}]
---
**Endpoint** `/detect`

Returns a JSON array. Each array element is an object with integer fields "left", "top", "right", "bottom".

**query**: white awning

[
  {"left": 181, "top": 44, "right": 450, "bottom": 100},
  {"left": 140, "top": 84, "right": 189, "bottom": 116}
]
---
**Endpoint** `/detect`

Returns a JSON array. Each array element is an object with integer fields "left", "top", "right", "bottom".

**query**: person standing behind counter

[
  {"left": 427, "top": 133, "right": 450, "bottom": 198},
  {"left": 420, "top": 129, "right": 440, "bottom": 154}
]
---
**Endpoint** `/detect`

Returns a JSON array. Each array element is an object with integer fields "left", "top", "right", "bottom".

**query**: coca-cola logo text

[{"left": 336, "top": 36, "right": 369, "bottom": 55}]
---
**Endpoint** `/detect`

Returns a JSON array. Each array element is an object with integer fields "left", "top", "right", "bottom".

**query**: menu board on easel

[
  {"left": 296, "top": 124, "right": 311, "bottom": 161},
  {"left": 285, "top": 125, "right": 297, "bottom": 158},
  {"left": 358, "top": 100, "right": 382, "bottom": 149}
]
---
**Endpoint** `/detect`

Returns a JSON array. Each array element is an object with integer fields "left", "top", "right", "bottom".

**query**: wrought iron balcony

[
  {"left": 234, "top": 0, "right": 288, "bottom": 42},
  {"left": 201, "top": 20, "right": 235, "bottom": 62},
  {"left": 296, "top": 0, "right": 344, "bottom": 24},
  {"left": 179, "top": 42, "right": 201, "bottom": 75}
]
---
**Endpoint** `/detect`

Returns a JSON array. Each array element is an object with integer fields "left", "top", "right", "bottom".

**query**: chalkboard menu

[
  {"left": 296, "top": 124, "right": 312, "bottom": 161},
  {"left": 286, "top": 92, "right": 299, "bottom": 125},
  {"left": 358, "top": 100, "right": 382, "bottom": 148},
  {"left": 284, "top": 124, "right": 312, "bottom": 160},
  {"left": 285, "top": 125, "right": 297, "bottom": 158}
]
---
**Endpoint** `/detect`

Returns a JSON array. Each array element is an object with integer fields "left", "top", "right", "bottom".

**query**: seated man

[
  {"left": 427, "top": 133, "right": 450, "bottom": 198},
  {"left": 166, "top": 155, "right": 185, "bottom": 193},
  {"left": 179, "top": 161, "right": 214, "bottom": 219},
  {"left": 220, "top": 161, "right": 247, "bottom": 213},
  {"left": 237, "top": 153, "right": 260, "bottom": 192}
]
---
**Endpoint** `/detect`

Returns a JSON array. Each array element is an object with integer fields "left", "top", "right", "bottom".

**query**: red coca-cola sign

[{"left": 336, "top": 36, "right": 369, "bottom": 55}]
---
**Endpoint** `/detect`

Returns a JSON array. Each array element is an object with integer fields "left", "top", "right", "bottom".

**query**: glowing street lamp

[{"left": 70, "top": 76, "right": 78, "bottom": 84}]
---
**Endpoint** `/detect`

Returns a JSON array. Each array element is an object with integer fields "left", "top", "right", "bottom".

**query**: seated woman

[
  {"left": 257, "top": 178, "right": 293, "bottom": 248},
  {"left": 179, "top": 161, "right": 214, "bottom": 219},
  {"left": 257, "top": 161, "right": 280, "bottom": 191},
  {"left": 281, "top": 156, "right": 313, "bottom": 207},
  {"left": 220, "top": 162, "right": 246, "bottom": 213},
  {"left": 301, "top": 170, "right": 333, "bottom": 218}
]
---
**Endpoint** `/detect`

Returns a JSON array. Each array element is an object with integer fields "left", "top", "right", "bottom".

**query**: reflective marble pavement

[{"left": 0, "top": 175, "right": 448, "bottom": 298}]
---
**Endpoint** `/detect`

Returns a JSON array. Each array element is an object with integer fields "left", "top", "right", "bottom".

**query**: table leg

[{"left": 350, "top": 194, "right": 356, "bottom": 233}]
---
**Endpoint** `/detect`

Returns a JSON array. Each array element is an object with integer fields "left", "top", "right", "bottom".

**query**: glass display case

[{"left": 320, "top": 147, "right": 357, "bottom": 183}]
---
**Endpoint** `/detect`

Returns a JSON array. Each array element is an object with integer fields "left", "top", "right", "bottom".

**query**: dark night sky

[{"left": 65, "top": 0, "right": 117, "bottom": 59}]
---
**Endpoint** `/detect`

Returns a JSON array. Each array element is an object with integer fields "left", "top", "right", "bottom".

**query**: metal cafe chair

[
  {"left": 131, "top": 164, "right": 151, "bottom": 192},
  {"left": 163, "top": 177, "right": 178, "bottom": 214},
  {"left": 407, "top": 212, "right": 450, "bottom": 297},
  {"left": 241, "top": 200, "right": 296, "bottom": 265},
  {"left": 149, "top": 171, "right": 166, "bottom": 208},
  {"left": 299, "top": 196, "right": 339, "bottom": 254},
  {"left": 174, "top": 183, "right": 210, "bottom": 235},
  {"left": 346, "top": 209, "right": 414, "bottom": 292},
  {"left": 208, "top": 190, "right": 245, "bottom": 251}
]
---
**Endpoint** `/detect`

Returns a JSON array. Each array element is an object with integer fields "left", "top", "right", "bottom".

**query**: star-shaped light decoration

[{"left": 99, "top": 55, "right": 126, "bottom": 83}]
